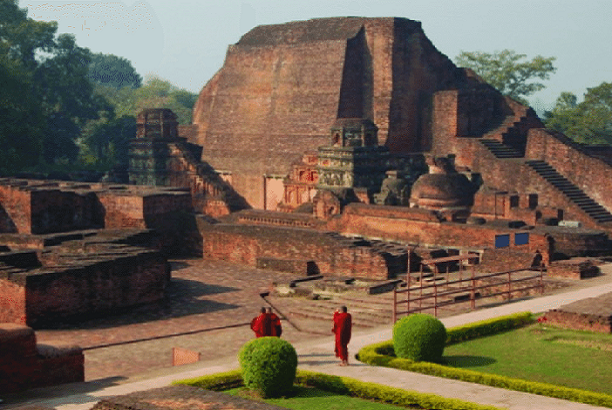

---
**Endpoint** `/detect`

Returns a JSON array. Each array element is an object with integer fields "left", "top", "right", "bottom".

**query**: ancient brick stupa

[
  {"left": 188, "top": 17, "right": 466, "bottom": 208},
  {"left": 179, "top": 16, "right": 612, "bottom": 231}
]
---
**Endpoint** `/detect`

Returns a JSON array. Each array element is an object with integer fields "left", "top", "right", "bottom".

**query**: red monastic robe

[
  {"left": 269, "top": 313, "right": 282, "bottom": 337},
  {"left": 332, "top": 311, "right": 352, "bottom": 361},
  {"left": 250, "top": 313, "right": 272, "bottom": 337}
]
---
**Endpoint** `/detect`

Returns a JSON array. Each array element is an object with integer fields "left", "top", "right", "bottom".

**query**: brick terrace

[
  {"left": 35, "top": 259, "right": 347, "bottom": 380},
  {"left": 31, "top": 257, "right": 585, "bottom": 382}
]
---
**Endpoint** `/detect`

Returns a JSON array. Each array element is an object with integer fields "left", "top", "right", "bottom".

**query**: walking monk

[
  {"left": 332, "top": 306, "right": 352, "bottom": 366},
  {"left": 250, "top": 307, "right": 272, "bottom": 337},
  {"left": 266, "top": 307, "right": 282, "bottom": 337}
]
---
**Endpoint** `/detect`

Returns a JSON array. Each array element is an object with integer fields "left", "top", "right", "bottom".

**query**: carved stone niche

[
  {"left": 329, "top": 118, "right": 379, "bottom": 147},
  {"left": 374, "top": 170, "right": 410, "bottom": 206},
  {"left": 313, "top": 190, "right": 342, "bottom": 219},
  {"left": 136, "top": 108, "right": 179, "bottom": 140}
]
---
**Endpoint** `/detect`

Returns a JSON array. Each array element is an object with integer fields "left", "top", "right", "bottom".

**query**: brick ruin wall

[
  {"left": 329, "top": 204, "right": 548, "bottom": 252},
  {"left": 526, "top": 128, "right": 612, "bottom": 213},
  {"left": 545, "top": 293, "right": 612, "bottom": 333},
  {"left": 0, "top": 323, "right": 84, "bottom": 393},
  {"left": 325, "top": 203, "right": 609, "bottom": 268},
  {"left": 545, "top": 309, "right": 611, "bottom": 333},
  {"left": 547, "top": 258, "right": 600, "bottom": 280},
  {"left": 191, "top": 17, "right": 462, "bottom": 208},
  {"left": 0, "top": 241, "right": 170, "bottom": 327},
  {"left": 200, "top": 223, "right": 396, "bottom": 279},
  {"left": 25, "top": 250, "right": 169, "bottom": 326},
  {"left": 0, "top": 179, "right": 193, "bottom": 235},
  {"left": 439, "top": 134, "right": 608, "bottom": 229}
]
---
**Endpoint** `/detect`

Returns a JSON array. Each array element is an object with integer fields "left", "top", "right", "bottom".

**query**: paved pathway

[{"left": 6, "top": 273, "right": 612, "bottom": 410}]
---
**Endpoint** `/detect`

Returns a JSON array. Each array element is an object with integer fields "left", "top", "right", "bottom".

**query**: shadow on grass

[{"left": 443, "top": 355, "right": 497, "bottom": 368}]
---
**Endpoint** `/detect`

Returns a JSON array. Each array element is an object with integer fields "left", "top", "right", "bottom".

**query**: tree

[
  {"left": 544, "top": 82, "right": 612, "bottom": 145},
  {"left": 88, "top": 53, "right": 142, "bottom": 89},
  {"left": 0, "top": 0, "right": 103, "bottom": 171},
  {"left": 455, "top": 50, "right": 556, "bottom": 104},
  {"left": 95, "top": 75, "right": 198, "bottom": 124},
  {"left": 79, "top": 114, "right": 136, "bottom": 167},
  {"left": 79, "top": 76, "right": 197, "bottom": 167}
]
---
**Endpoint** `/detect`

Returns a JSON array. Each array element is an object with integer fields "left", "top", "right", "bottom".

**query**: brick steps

[
  {"left": 278, "top": 289, "right": 395, "bottom": 327},
  {"left": 480, "top": 139, "right": 523, "bottom": 159},
  {"left": 526, "top": 160, "right": 612, "bottom": 224}
]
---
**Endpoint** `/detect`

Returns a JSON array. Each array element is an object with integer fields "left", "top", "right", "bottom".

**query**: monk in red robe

[
  {"left": 332, "top": 306, "right": 352, "bottom": 365},
  {"left": 266, "top": 307, "right": 282, "bottom": 337},
  {"left": 250, "top": 307, "right": 272, "bottom": 337}
]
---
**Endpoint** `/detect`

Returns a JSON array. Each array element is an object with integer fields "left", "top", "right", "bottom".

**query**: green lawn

[
  {"left": 443, "top": 323, "right": 612, "bottom": 395},
  {"left": 225, "top": 386, "right": 405, "bottom": 410}
]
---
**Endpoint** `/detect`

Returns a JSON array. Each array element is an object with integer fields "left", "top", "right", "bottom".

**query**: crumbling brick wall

[
  {"left": 200, "top": 223, "right": 394, "bottom": 279},
  {"left": 0, "top": 323, "right": 84, "bottom": 393},
  {"left": 0, "top": 246, "right": 170, "bottom": 327}
]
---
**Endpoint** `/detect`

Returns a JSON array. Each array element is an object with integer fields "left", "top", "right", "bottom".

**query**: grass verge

[
  {"left": 174, "top": 369, "right": 504, "bottom": 410},
  {"left": 357, "top": 312, "right": 612, "bottom": 408}
]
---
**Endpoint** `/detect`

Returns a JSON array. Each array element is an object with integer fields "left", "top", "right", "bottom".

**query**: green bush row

[
  {"left": 356, "top": 312, "right": 612, "bottom": 408},
  {"left": 174, "top": 369, "right": 504, "bottom": 410},
  {"left": 173, "top": 369, "right": 243, "bottom": 391},
  {"left": 446, "top": 312, "right": 534, "bottom": 345},
  {"left": 295, "top": 370, "right": 503, "bottom": 410}
]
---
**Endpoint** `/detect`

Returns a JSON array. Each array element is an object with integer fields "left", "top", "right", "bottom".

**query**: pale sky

[{"left": 23, "top": 0, "right": 612, "bottom": 112}]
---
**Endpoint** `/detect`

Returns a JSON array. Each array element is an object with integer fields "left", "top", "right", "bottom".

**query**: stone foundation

[
  {"left": 547, "top": 258, "right": 600, "bottom": 280},
  {"left": 0, "top": 323, "right": 83, "bottom": 393},
  {"left": 545, "top": 293, "right": 612, "bottom": 333},
  {"left": 0, "top": 231, "right": 170, "bottom": 327}
]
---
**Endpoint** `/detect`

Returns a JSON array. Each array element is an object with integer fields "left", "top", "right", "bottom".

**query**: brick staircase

[
  {"left": 480, "top": 139, "right": 523, "bottom": 159},
  {"left": 281, "top": 291, "right": 396, "bottom": 328},
  {"left": 169, "top": 142, "right": 248, "bottom": 213},
  {"left": 480, "top": 99, "right": 543, "bottom": 157},
  {"left": 525, "top": 160, "right": 612, "bottom": 224}
]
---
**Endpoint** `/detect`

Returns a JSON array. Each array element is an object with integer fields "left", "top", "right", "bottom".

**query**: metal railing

[{"left": 392, "top": 264, "right": 544, "bottom": 321}]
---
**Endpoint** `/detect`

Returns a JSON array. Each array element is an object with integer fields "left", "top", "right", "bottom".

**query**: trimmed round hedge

[
  {"left": 393, "top": 314, "right": 447, "bottom": 362},
  {"left": 238, "top": 337, "right": 298, "bottom": 398}
]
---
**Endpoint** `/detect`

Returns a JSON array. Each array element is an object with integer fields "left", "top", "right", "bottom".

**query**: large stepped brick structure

[
  {"left": 189, "top": 17, "right": 467, "bottom": 208},
  {"left": 184, "top": 16, "right": 612, "bottom": 235}
]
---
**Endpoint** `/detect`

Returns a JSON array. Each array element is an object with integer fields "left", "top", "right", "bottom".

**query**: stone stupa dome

[{"left": 410, "top": 173, "right": 475, "bottom": 211}]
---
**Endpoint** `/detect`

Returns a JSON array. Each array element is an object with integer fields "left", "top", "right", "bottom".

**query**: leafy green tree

[
  {"left": 544, "top": 82, "right": 612, "bottom": 144},
  {"left": 455, "top": 50, "right": 556, "bottom": 104},
  {"left": 0, "top": 0, "right": 103, "bottom": 171},
  {"left": 88, "top": 52, "right": 142, "bottom": 89},
  {"left": 95, "top": 75, "right": 198, "bottom": 124},
  {"left": 79, "top": 76, "right": 197, "bottom": 167}
]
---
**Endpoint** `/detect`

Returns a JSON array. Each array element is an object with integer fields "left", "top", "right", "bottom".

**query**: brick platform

[
  {"left": 0, "top": 323, "right": 84, "bottom": 394},
  {"left": 545, "top": 292, "right": 612, "bottom": 333}
]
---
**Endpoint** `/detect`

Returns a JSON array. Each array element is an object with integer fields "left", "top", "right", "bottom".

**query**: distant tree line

[{"left": 0, "top": 0, "right": 198, "bottom": 175}]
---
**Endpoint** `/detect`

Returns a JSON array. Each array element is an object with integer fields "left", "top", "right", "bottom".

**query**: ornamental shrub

[
  {"left": 238, "top": 337, "right": 298, "bottom": 398},
  {"left": 393, "top": 314, "right": 446, "bottom": 362}
]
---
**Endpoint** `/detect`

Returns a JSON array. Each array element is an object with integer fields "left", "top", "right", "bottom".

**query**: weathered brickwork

[
  {"left": 526, "top": 128, "right": 612, "bottom": 213},
  {"left": 192, "top": 17, "right": 462, "bottom": 208},
  {"left": 545, "top": 293, "right": 612, "bottom": 333},
  {"left": 547, "top": 258, "right": 600, "bottom": 280},
  {"left": 200, "top": 222, "right": 404, "bottom": 279},
  {"left": 0, "top": 231, "right": 170, "bottom": 327},
  {"left": 129, "top": 109, "right": 248, "bottom": 217},
  {"left": 0, "top": 323, "right": 84, "bottom": 393},
  {"left": 0, "top": 179, "right": 192, "bottom": 234}
]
